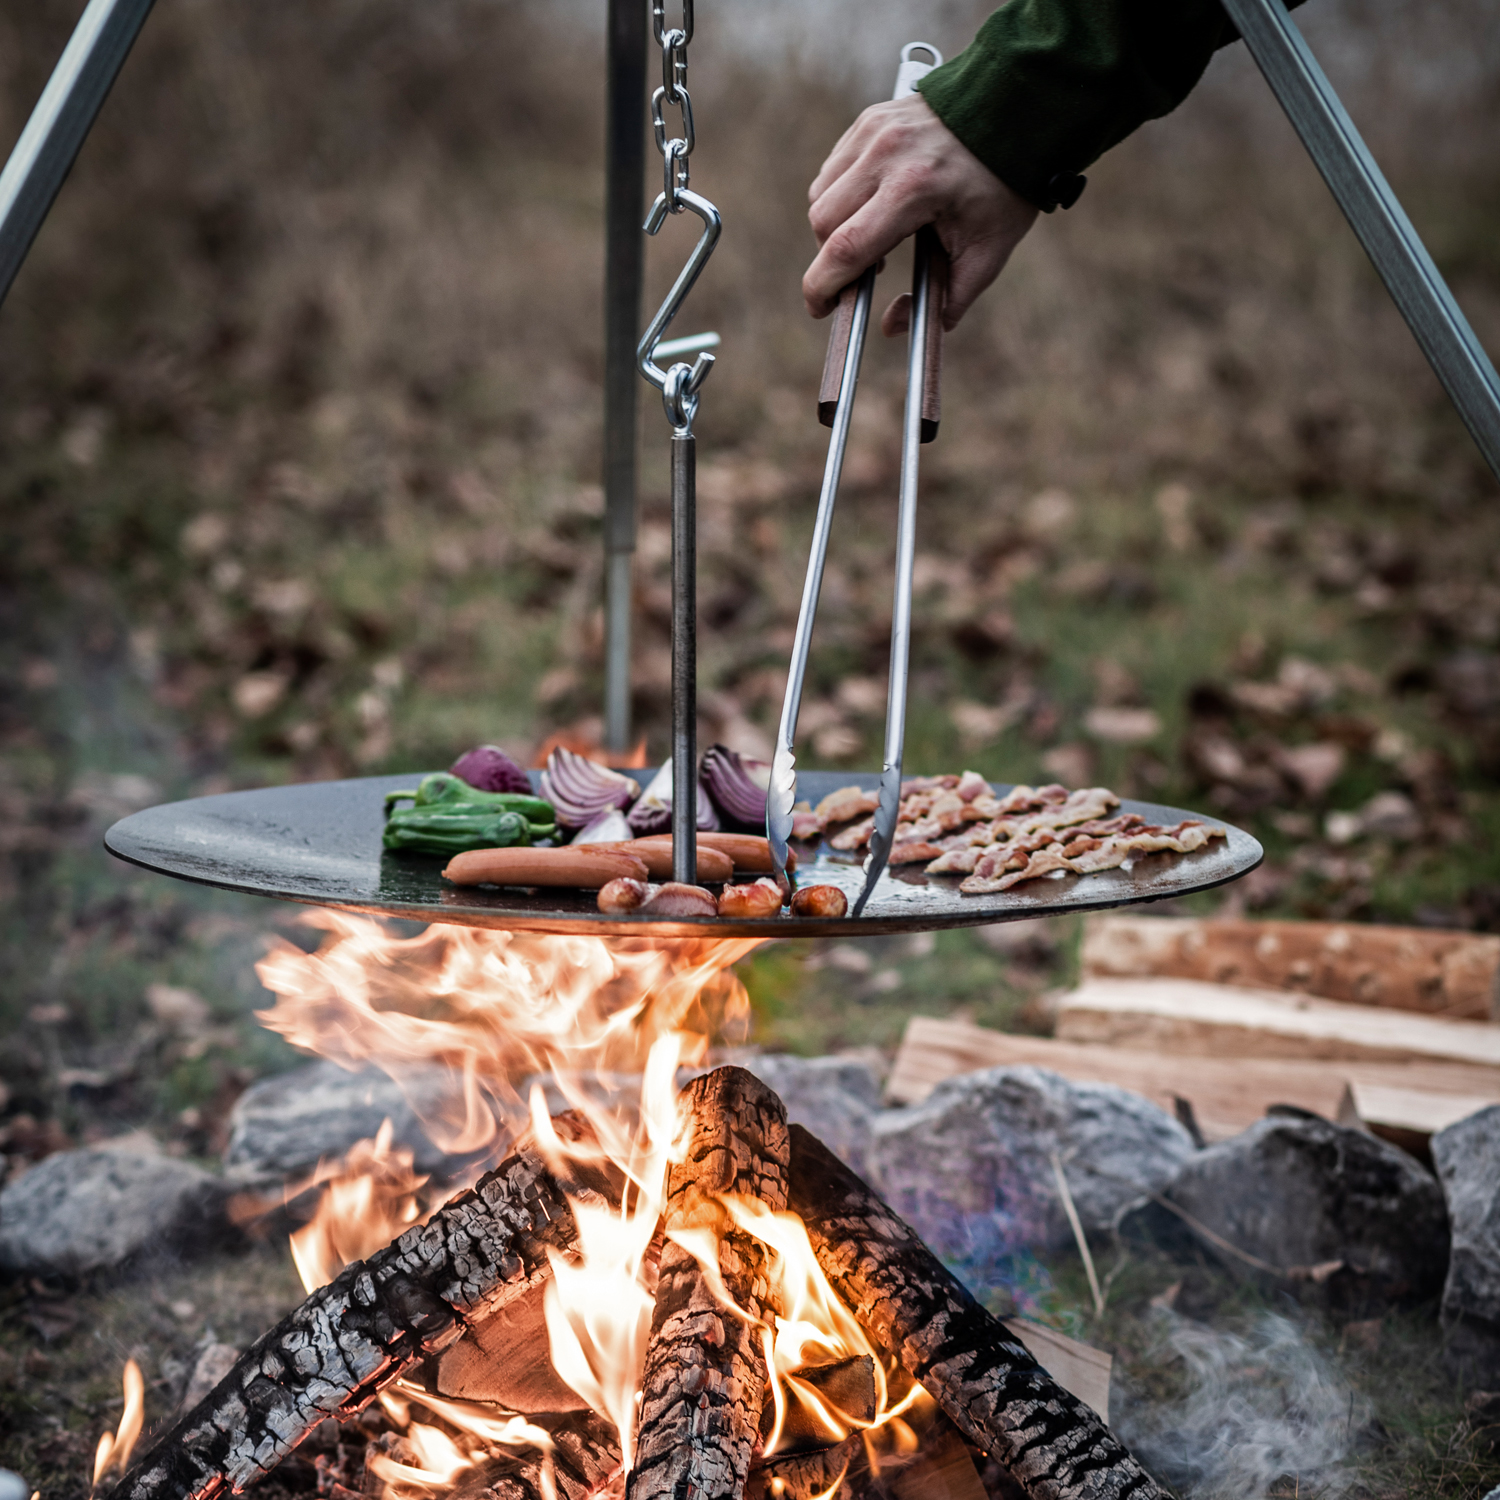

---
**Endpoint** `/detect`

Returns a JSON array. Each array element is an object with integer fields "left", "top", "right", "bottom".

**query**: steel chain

[{"left": 651, "top": 0, "right": 694, "bottom": 209}]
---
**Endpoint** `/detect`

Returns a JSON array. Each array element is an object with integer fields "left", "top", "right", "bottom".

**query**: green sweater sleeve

[{"left": 918, "top": 0, "right": 1304, "bottom": 211}]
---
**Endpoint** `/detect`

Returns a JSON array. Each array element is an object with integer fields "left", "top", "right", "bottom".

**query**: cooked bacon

[
  {"left": 789, "top": 801, "right": 825, "bottom": 840},
  {"left": 829, "top": 813, "right": 876, "bottom": 851},
  {"left": 956, "top": 769, "right": 990, "bottom": 803},
  {"left": 815, "top": 785, "right": 880, "bottom": 825},
  {"left": 890, "top": 840, "right": 948, "bottom": 866},
  {"left": 900, "top": 774, "right": 959, "bottom": 797},
  {"left": 959, "top": 818, "right": 1225, "bottom": 893},
  {"left": 924, "top": 845, "right": 985, "bottom": 874}
]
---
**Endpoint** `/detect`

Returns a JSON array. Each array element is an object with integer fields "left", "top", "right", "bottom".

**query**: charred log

[
  {"left": 106, "top": 1132, "right": 614, "bottom": 1500},
  {"left": 786, "top": 1126, "right": 1165, "bottom": 1500},
  {"left": 627, "top": 1066, "right": 790, "bottom": 1500}
]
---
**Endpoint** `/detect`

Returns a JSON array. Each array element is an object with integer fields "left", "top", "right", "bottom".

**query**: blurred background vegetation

[{"left": 0, "top": 0, "right": 1496, "bottom": 1162}]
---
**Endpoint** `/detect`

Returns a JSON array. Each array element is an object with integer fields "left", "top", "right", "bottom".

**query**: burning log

[
  {"left": 786, "top": 1126, "right": 1165, "bottom": 1500},
  {"left": 105, "top": 1127, "right": 617, "bottom": 1500},
  {"left": 627, "top": 1066, "right": 790, "bottom": 1500},
  {"left": 451, "top": 1410, "right": 622, "bottom": 1500}
]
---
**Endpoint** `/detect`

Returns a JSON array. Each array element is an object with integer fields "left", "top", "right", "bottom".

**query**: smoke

[{"left": 1117, "top": 1310, "right": 1372, "bottom": 1500}]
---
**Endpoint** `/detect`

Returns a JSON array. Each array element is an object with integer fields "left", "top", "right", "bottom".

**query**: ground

[{"left": 1, "top": 0, "right": 1499, "bottom": 1493}]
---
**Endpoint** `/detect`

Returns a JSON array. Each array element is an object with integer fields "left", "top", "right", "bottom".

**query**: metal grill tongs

[{"left": 767, "top": 43, "right": 950, "bottom": 915}]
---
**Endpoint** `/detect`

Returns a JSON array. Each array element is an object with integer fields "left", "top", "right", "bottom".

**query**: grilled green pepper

[
  {"left": 382, "top": 806, "right": 538, "bottom": 856},
  {"left": 384, "top": 772, "right": 554, "bottom": 826}
]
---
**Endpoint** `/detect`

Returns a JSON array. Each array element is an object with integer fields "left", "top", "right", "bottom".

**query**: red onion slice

[
  {"left": 540, "top": 748, "right": 640, "bottom": 829},
  {"left": 571, "top": 809, "right": 633, "bottom": 845},
  {"left": 700, "top": 743, "right": 771, "bottom": 828},
  {"left": 626, "top": 760, "right": 719, "bottom": 835}
]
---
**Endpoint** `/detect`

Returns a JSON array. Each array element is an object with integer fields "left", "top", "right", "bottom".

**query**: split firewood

[
  {"left": 627, "top": 1066, "right": 791, "bottom": 1500},
  {"left": 787, "top": 1126, "right": 1165, "bottom": 1500},
  {"left": 106, "top": 1120, "right": 618, "bottom": 1500}
]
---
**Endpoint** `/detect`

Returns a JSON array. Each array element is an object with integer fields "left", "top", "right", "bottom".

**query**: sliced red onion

[
  {"left": 700, "top": 743, "right": 771, "bottom": 828},
  {"left": 571, "top": 808, "right": 633, "bottom": 845},
  {"left": 451, "top": 744, "right": 533, "bottom": 794},
  {"left": 540, "top": 748, "right": 640, "bottom": 829},
  {"left": 626, "top": 760, "right": 719, "bottom": 834}
]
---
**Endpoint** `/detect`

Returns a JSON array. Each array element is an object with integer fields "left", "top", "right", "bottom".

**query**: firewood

[
  {"left": 787, "top": 1126, "right": 1165, "bottom": 1500},
  {"left": 627, "top": 1066, "right": 790, "bottom": 1500},
  {"left": 105, "top": 1131, "right": 615, "bottom": 1500},
  {"left": 1055, "top": 977, "right": 1500, "bottom": 1069},
  {"left": 1081, "top": 914, "right": 1500, "bottom": 1019},
  {"left": 885, "top": 1014, "right": 1500, "bottom": 1142}
]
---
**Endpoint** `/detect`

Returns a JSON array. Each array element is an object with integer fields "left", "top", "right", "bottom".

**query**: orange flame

[
  {"left": 93, "top": 1358, "right": 145, "bottom": 1488},
  {"left": 289, "top": 1119, "right": 429, "bottom": 1294}
]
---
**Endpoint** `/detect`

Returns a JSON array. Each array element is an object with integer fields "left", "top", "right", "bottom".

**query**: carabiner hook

[{"left": 637, "top": 186, "right": 722, "bottom": 432}]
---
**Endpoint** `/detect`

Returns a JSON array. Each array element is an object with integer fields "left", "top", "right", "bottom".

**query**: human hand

[{"left": 803, "top": 93, "right": 1038, "bottom": 335}]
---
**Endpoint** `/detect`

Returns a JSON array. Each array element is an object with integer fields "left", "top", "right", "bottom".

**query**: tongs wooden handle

[{"left": 819, "top": 242, "right": 948, "bottom": 441}]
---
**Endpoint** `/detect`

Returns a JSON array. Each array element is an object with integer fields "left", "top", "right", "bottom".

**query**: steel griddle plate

[{"left": 105, "top": 771, "right": 1260, "bottom": 938}]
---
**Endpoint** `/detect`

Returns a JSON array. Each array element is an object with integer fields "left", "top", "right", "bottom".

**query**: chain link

[{"left": 651, "top": 0, "right": 695, "bottom": 209}]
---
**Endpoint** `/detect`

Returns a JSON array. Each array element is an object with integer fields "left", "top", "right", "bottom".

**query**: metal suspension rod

[
  {"left": 1220, "top": 0, "right": 1500, "bottom": 481},
  {"left": 602, "top": 0, "right": 649, "bottom": 753},
  {"left": 670, "top": 430, "right": 696, "bottom": 884},
  {"left": 0, "top": 0, "right": 156, "bottom": 311}
]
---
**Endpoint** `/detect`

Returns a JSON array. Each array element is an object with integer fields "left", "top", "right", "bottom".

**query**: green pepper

[
  {"left": 384, "top": 772, "right": 554, "bottom": 826},
  {"left": 382, "top": 806, "right": 534, "bottom": 856}
]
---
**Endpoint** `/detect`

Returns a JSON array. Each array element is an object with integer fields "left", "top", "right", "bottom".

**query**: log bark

[
  {"left": 626, "top": 1066, "right": 790, "bottom": 1500},
  {"left": 786, "top": 1126, "right": 1164, "bottom": 1500},
  {"left": 107, "top": 1132, "right": 614, "bottom": 1500}
]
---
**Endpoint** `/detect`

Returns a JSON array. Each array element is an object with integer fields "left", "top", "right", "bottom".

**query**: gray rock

[
  {"left": 0, "top": 1146, "right": 224, "bottom": 1277},
  {"left": 1167, "top": 1115, "right": 1450, "bottom": 1311},
  {"left": 868, "top": 1065, "right": 1195, "bottom": 1262},
  {"left": 224, "top": 1060, "right": 475, "bottom": 1184},
  {"left": 181, "top": 1340, "right": 240, "bottom": 1408},
  {"left": 0, "top": 1470, "right": 29, "bottom": 1500},
  {"left": 742, "top": 1054, "right": 882, "bottom": 1175},
  {"left": 1433, "top": 1105, "right": 1500, "bottom": 1386}
]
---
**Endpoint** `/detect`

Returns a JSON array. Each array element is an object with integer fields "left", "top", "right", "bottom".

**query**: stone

[
  {"left": 224, "top": 1060, "right": 478, "bottom": 1184},
  {"left": 1433, "top": 1105, "right": 1500, "bottom": 1387},
  {"left": 867, "top": 1065, "right": 1196, "bottom": 1264},
  {"left": 0, "top": 1145, "right": 225, "bottom": 1277},
  {"left": 1166, "top": 1115, "right": 1450, "bottom": 1311},
  {"left": 0, "top": 1471, "right": 29, "bottom": 1500},
  {"left": 742, "top": 1054, "right": 881, "bottom": 1176}
]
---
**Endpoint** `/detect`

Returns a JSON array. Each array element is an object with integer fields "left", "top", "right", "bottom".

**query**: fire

[
  {"left": 101, "top": 914, "right": 926, "bottom": 1500},
  {"left": 288, "top": 1119, "right": 428, "bottom": 1293},
  {"left": 92, "top": 1358, "right": 144, "bottom": 1488}
]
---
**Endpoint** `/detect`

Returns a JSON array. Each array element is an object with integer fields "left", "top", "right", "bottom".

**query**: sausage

[
  {"left": 635, "top": 832, "right": 794, "bottom": 873},
  {"left": 638, "top": 882, "right": 718, "bottom": 917},
  {"left": 789, "top": 884, "right": 849, "bottom": 919},
  {"left": 597, "top": 877, "right": 651, "bottom": 913},
  {"left": 594, "top": 841, "right": 734, "bottom": 882},
  {"left": 442, "top": 847, "right": 648, "bottom": 888},
  {"left": 717, "top": 879, "right": 784, "bottom": 919}
]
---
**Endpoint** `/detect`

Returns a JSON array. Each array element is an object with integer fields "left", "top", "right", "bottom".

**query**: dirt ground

[{"left": 1, "top": 0, "right": 1499, "bottom": 1494}]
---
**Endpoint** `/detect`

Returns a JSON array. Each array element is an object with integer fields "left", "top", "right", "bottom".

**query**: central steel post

[{"left": 603, "top": 0, "right": 648, "bottom": 754}]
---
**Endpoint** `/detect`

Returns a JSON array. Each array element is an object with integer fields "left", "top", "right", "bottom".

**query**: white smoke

[{"left": 1117, "top": 1311, "right": 1372, "bottom": 1500}]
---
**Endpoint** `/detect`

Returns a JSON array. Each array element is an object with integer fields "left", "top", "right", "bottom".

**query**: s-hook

[{"left": 636, "top": 0, "right": 722, "bottom": 887}]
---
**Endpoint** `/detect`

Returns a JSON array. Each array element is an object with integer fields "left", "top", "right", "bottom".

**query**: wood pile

[
  {"left": 106, "top": 1069, "right": 1156, "bottom": 1500},
  {"left": 890, "top": 916, "right": 1500, "bottom": 1155}
]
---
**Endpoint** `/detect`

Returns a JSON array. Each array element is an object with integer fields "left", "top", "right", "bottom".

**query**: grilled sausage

[
  {"left": 596, "top": 841, "right": 734, "bottom": 882},
  {"left": 635, "top": 832, "right": 793, "bottom": 873},
  {"left": 789, "top": 884, "right": 849, "bottom": 918},
  {"left": 597, "top": 877, "right": 650, "bottom": 913},
  {"left": 442, "top": 847, "right": 648, "bottom": 888},
  {"left": 638, "top": 882, "right": 718, "bottom": 917},
  {"left": 717, "top": 879, "right": 785, "bottom": 918}
]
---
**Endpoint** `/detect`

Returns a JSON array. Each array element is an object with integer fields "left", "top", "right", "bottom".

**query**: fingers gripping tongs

[{"left": 767, "top": 43, "right": 949, "bottom": 916}]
